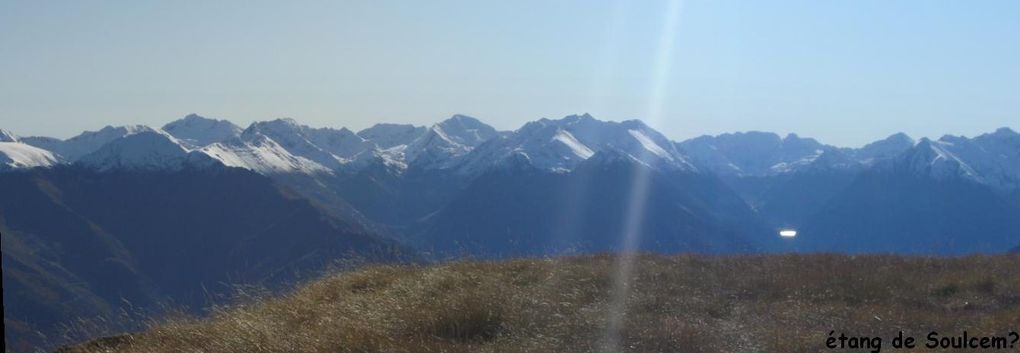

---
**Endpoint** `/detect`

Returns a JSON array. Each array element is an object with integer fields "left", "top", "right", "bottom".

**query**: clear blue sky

[{"left": 1, "top": 0, "right": 1017, "bottom": 146}]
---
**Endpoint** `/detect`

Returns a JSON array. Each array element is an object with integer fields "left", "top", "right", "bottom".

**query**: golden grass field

[{"left": 60, "top": 254, "right": 1020, "bottom": 353}]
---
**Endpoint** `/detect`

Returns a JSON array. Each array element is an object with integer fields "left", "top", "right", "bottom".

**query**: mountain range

[
  {"left": 2, "top": 113, "right": 1019, "bottom": 349},
  {"left": 4, "top": 113, "right": 1018, "bottom": 255}
]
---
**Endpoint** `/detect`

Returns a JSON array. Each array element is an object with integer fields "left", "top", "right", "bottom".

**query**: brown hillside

[{"left": 60, "top": 254, "right": 1020, "bottom": 353}]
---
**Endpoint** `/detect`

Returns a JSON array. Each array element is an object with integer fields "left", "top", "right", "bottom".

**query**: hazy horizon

[
  {"left": 2, "top": 0, "right": 1018, "bottom": 146},
  {"left": 5, "top": 111, "right": 1017, "bottom": 149}
]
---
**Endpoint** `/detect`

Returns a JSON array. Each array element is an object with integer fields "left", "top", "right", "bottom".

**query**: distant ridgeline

[{"left": 2, "top": 114, "right": 1019, "bottom": 349}]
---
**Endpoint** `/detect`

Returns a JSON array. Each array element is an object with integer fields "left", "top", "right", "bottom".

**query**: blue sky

[{"left": 1, "top": 0, "right": 1017, "bottom": 146}]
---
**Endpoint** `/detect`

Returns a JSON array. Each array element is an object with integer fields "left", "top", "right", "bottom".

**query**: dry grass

[{"left": 60, "top": 254, "right": 1020, "bottom": 353}]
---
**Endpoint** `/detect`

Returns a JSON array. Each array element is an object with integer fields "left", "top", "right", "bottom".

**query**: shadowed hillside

[
  {"left": 0, "top": 166, "right": 413, "bottom": 351},
  {"left": 59, "top": 254, "right": 1020, "bottom": 353}
]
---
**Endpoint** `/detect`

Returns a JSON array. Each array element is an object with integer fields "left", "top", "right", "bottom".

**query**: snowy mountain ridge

[
  {"left": 882, "top": 128, "right": 1020, "bottom": 190},
  {"left": 162, "top": 113, "right": 242, "bottom": 148},
  {"left": 76, "top": 130, "right": 213, "bottom": 171},
  {"left": 22, "top": 124, "right": 155, "bottom": 161},
  {"left": 200, "top": 134, "right": 332, "bottom": 174},
  {"left": 3, "top": 114, "right": 1017, "bottom": 191},
  {"left": 677, "top": 131, "right": 838, "bottom": 177},
  {"left": 0, "top": 142, "right": 61, "bottom": 170},
  {"left": 453, "top": 114, "right": 695, "bottom": 175}
]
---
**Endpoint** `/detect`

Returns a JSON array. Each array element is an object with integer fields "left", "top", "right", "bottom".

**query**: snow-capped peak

[
  {"left": 199, "top": 134, "right": 331, "bottom": 174},
  {"left": 76, "top": 130, "right": 200, "bottom": 171},
  {"left": 357, "top": 123, "right": 426, "bottom": 149},
  {"left": 241, "top": 118, "right": 300, "bottom": 137},
  {"left": 402, "top": 124, "right": 472, "bottom": 168},
  {"left": 929, "top": 127, "right": 1020, "bottom": 190},
  {"left": 434, "top": 114, "right": 500, "bottom": 147},
  {"left": 852, "top": 132, "right": 915, "bottom": 164},
  {"left": 896, "top": 138, "right": 982, "bottom": 182},
  {"left": 453, "top": 114, "right": 694, "bottom": 174},
  {"left": 23, "top": 124, "right": 157, "bottom": 161},
  {"left": 303, "top": 126, "right": 375, "bottom": 159},
  {"left": 162, "top": 113, "right": 242, "bottom": 147},
  {"left": 0, "top": 141, "right": 61, "bottom": 171},
  {"left": 225, "top": 118, "right": 403, "bottom": 173},
  {"left": 677, "top": 131, "right": 832, "bottom": 177},
  {"left": 241, "top": 119, "right": 345, "bottom": 169}
]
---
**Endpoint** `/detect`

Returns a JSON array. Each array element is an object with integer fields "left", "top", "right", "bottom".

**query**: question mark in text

[{"left": 1009, "top": 332, "right": 1019, "bottom": 348}]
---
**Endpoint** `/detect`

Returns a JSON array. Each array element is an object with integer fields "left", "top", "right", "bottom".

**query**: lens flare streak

[{"left": 600, "top": 1, "right": 685, "bottom": 352}]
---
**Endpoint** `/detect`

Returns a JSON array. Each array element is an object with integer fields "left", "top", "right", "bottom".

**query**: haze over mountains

[
  {"left": 2, "top": 113, "right": 1019, "bottom": 349},
  {"left": 3, "top": 113, "right": 1018, "bottom": 253}
]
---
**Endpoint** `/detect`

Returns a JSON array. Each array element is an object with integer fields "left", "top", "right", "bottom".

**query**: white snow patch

[
  {"left": 552, "top": 130, "right": 594, "bottom": 159},
  {"left": 929, "top": 141, "right": 980, "bottom": 179},
  {"left": 200, "top": 137, "right": 331, "bottom": 174},
  {"left": 77, "top": 130, "right": 194, "bottom": 171},
  {"left": 0, "top": 129, "right": 19, "bottom": 142},
  {"left": 0, "top": 142, "right": 60, "bottom": 170},
  {"left": 628, "top": 129, "right": 673, "bottom": 161}
]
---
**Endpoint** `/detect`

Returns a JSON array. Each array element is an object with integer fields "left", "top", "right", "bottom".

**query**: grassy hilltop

[{"left": 60, "top": 254, "right": 1020, "bottom": 353}]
